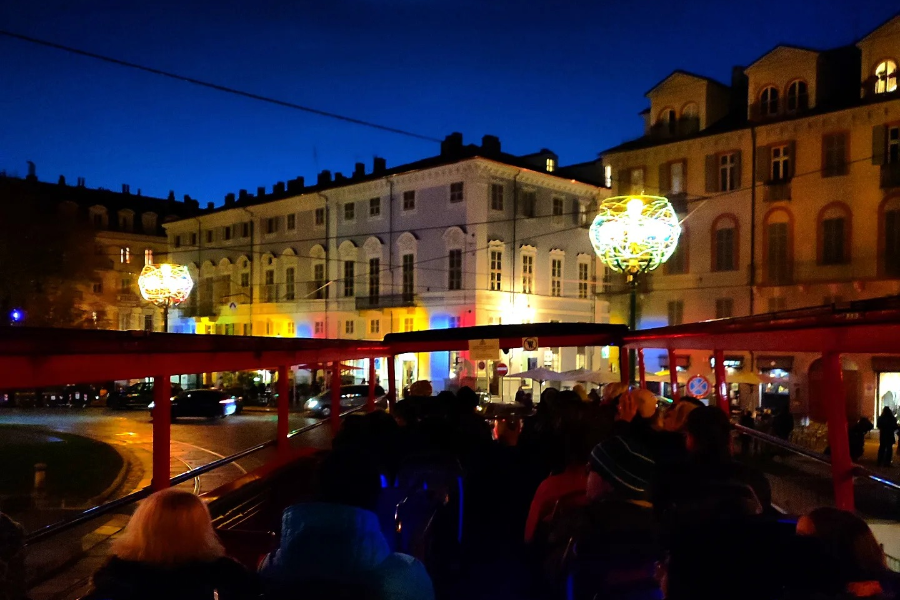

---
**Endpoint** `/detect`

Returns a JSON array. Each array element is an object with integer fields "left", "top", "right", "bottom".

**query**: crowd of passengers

[{"left": 4, "top": 382, "right": 894, "bottom": 600}]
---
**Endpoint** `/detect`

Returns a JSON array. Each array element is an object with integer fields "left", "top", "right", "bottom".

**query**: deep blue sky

[{"left": 1, "top": 1, "right": 895, "bottom": 204}]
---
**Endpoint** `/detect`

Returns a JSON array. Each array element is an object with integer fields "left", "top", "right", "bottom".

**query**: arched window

[
  {"left": 817, "top": 202, "right": 851, "bottom": 265},
  {"left": 338, "top": 241, "right": 358, "bottom": 298},
  {"left": 310, "top": 245, "right": 327, "bottom": 300},
  {"left": 875, "top": 60, "right": 898, "bottom": 95},
  {"left": 760, "top": 86, "right": 779, "bottom": 117},
  {"left": 764, "top": 208, "right": 793, "bottom": 284},
  {"left": 880, "top": 196, "right": 900, "bottom": 276},
  {"left": 681, "top": 102, "right": 699, "bottom": 134},
  {"left": 786, "top": 80, "right": 808, "bottom": 112},
  {"left": 711, "top": 215, "right": 739, "bottom": 272},
  {"left": 659, "top": 108, "right": 676, "bottom": 135}
]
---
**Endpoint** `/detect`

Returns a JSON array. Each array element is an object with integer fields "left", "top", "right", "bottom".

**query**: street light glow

[
  {"left": 138, "top": 263, "right": 193, "bottom": 307},
  {"left": 589, "top": 194, "right": 681, "bottom": 275}
]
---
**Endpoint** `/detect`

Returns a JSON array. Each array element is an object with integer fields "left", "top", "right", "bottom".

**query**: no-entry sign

[{"left": 496, "top": 363, "right": 509, "bottom": 376}]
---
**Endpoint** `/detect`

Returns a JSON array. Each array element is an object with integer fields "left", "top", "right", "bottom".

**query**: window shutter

[
  {"left": 873, "top": 125, "right": 886, "bottom": 165},
  {"left": 733, "top": 151, "right": 742, "bottom": 189},
  {"left": 756, "top": 147, "right": 770, "bottom": 182},
  {"left": 572, "top": 199, "right": 580, "bottom": 225},
  {"left": 659, "top": 163, "right": 670, "bottom": 196},
  {"left": 788, "top": 141, "right": 797, "bottom": 178},
  {"left": 617, "top": 169, "right": 630, "bottom": 196},
  {"left": 705, "top": 155, "right": 718, "bottom": 193}
]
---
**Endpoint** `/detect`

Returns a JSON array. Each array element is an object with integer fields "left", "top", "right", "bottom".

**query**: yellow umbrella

[
  {"left": 725, "top": 370, "right": 768, "bottom": 385},
  {"left": 644, "top": 369, "right": 691, "bottom": 384}
]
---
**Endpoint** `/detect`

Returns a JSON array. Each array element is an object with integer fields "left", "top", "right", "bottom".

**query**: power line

[{"left": 0, "top": 29, "right": 442, "bottom": 143}]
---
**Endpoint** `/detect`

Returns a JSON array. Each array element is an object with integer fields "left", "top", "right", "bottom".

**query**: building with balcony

[
  {"left": 0, "top": 165, "right": 203, "bottom": 331},
  {"left": 166, "top": 134, "right": 610, "bottom": 393},
  {"left": 599, "top": 13, "right": 900, "bottom": 420}
]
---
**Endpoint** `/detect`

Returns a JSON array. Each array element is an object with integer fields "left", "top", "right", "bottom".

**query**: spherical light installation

[
  {"left": 589, "top": 195, "right": 681, "bottom": 276},
  {"left": 138, "top": 263, "right": 193, "bottom": 332}
]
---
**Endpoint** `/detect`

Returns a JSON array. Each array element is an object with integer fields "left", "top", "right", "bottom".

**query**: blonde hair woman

[{"left": 85, "top": 488, "right": 257, "bottom": 600}]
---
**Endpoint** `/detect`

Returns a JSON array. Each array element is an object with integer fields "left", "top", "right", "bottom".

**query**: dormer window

[
  {"left": 660, "top": 108, "right": 677, "bottom": 135},
  {"left": 875, "top": 60, "right": 898, "bottom": 94},
  {"left": 546, "top": 158, "right": 556, "bottom": 172},
  {"left": 786, "top": 80, "right": 808, "bottom": 112},
  {"left": 760, "top": 86, "right": 779, "bottom": 117}
]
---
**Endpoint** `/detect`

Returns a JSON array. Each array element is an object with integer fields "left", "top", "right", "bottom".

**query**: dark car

[
  {"left": 150, "top": 389, "right": 240, "bottom": 420},
  {"left": 109, "top": 382, "right": 183, "bottom": 409},
  {"left": 304, "top": 385, "right": 386, "bottom": 417}
]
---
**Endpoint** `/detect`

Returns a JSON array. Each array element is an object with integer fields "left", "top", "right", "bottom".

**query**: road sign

[
  {"left": 478, "top": 361, "right": 486, "bottom": 370},
  {"left": 522, "top": 337, "right": 539, "bottom": 352},
  {"left": 687, "top": 375, "right": 711, "bottom": 399},
  {"left": 469, "top": 338, "right": 500, "bottom": 360},
  {"left": 496, "top": 363, "right": 508, "bottom": 376}
]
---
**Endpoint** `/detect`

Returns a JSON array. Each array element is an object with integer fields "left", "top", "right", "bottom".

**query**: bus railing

[{"left": 23, "top": 407, "right": 363, "bottom": 546}]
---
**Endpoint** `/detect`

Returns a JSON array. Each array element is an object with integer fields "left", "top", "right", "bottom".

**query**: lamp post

[
  {"left": 138, "top": 263, "right": 194, "bottom": 332},
  {"left": 589, "top": 195, "right": 681, "bottom": 384}
]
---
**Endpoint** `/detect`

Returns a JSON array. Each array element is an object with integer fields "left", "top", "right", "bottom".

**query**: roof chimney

[
  {"left": 257, "top": 186, "right": 266, "bottom": 197},
  {"left": 354, "top": 162, "right": 365, "bottom": 178},
  {"left": 225, "top": 193, "right": 236, "bottom": 206},
  {"left": 77, "top": 177, "right": 85, "bottom": 187},
  {"left": 167, "top": 190, "right": 175, "bottom": 201},
  {"left": 317, "top": 170, "right": 332, "bottom": 185},
  {"left": 334, "top": 172, "right": 346, "bottom": 182},
  {"left": 26, "top": 161, "right": 36, "bottom": 182},
  {"left": 274, "top": 181, "right": 286, "bottom": 194},
  {"left": 372, "top": 157, "right": 386, "bottom": 174},
  {"left": 239, "top": 189, "right": 248, "bottom": 200},
  {"left": 58, "top": 175, "right": 66, "bottom": 186},
  {"left": 207, "top": 202, "right": 215, "bottom": 210},
  {"left": 287, "top": 177, "right": 305, "bottom": 193},
  {"left": 481, "top": 135, "right": 501, "bottom": 154},
  {"left": 441, "top": 132, "right": 464, "bottom": 156},
  {"left": 183, "top": 194, "right": 191, "bottom": 202},
  {"left": 122, "top": 184, "right": 130, "bottom": 194}
]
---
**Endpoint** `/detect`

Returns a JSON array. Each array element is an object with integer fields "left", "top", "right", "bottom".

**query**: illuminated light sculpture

[
  {"left": 138, "top": 263, "right": 193, "bottom": 332},
  {"left": 589, "top": 195, "right": 681, "bottom": 383}
]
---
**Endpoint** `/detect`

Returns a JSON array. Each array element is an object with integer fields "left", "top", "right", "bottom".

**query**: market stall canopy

[
  {"left": 505, "top": 367, "right": 564, "bottom": 382},
  {"left": 557, "top": 368, "right": 622, "bottom": 384},
  {"left": 726, "top": 370, "right": 768, "bottom": 385},
  {"left": 644, "top": 369, "right": 691, "bottom": 383}
]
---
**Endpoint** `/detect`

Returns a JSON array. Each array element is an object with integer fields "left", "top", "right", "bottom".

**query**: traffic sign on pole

[
  {"left": 496, "top": 363, "right": 508, "bottom": 376},
  {"left": 522, "top": 337, "right": 539, "bottom": 351},
  {"left": 687, "top": 375, "right": 711, "bottom": 399}
]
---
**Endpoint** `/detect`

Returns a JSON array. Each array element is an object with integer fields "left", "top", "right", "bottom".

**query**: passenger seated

[
  {"left": 84, "top": 489, "right": 257, "bottom": 600},
  {"left": 0, "top": 510, "right": 25, "bottom": 600},
  {"left": 260, "top": 450, "right": 435, "bottom": 600}
]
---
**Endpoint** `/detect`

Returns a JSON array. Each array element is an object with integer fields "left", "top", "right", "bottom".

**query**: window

[
  {"left": 713, "top": 217, "right": 737, "bottom": 272},
  {"left": 719, "top": 153, "right": 737, "bottom": 191},
  {"left": 521, "top": 191, "right": 537, "bottom": 218},
  {"left": 630, "top": 168, "right": 644, "bottom": 194},
  {"left": 369, "top": 197, "right": 381, "bottom": 217},
  {"left": 552, "top": 197, "right": 564, "bottom": 225},
  {"left": 400, "top": 317, "right": 413, "bottom": 332},
  {"left": 889, "top": 126, "right": 900, "bottom": 164},
  {"left": 771, "top": 144, "right": 791, "bottom": 182},
  {"left": 403, "top": 190, "right": 416, "bottom": 211},
  {"left": 314, "top": 208, "right": 325, "bottom": 227},
  {"left": 448, "top": 249, "right": 462, "bottom": 291},
  {"left": 760, "top": 86, "right": 779, "bottom": 116},
  {"left": 450, "top": 182, "right": 464, "bottom": 203},
  {"left": 768, "top": 297, "right": 787, "bottom": 312},
  {"left": 546, "top": 158, "right": 556, "bottom": 172},
  {"left": 884, "top": 203, "right": 900, "bottom": 277},
  {"left": 660, "top": 108, "right": 676, "bottom": 135},
  {"left": 715, "top": 298, "right": 733, "bottom": 319},
  {"left": 402, "top": 253, "right": 414, "bottom": 300},
  {"left": 665, "top": 229, "right": 688, "bottom": 274},
  {"left": 120, "top": 247, "right": 130, "bottom": 264},
  {"left": 821, "top": 217, "right": 846, "bottom": 265},
  {"left": 223, "top": 225, "right": 232, "bottom": 241},
  {"left": 240, "top": 272, "right": 250, "bottom": 289},
  {"left": 286, "top": 322, "right": 294, "bottom": 336},
  {"left": 285, "top": 267, "right": 295, "bottom": 301},
  {"left": 241, "top": 222, "right": 251, "bottom": 238},
  {"left": 522, "top": 254, "right": 534, "bottom": 294},
  {"left": 344, "top": 261, "right": 355, "bottom": 297},
  {"left": 786, "top": 80, "right": 808, "bottom": 112},
  {"left": 206, "top": 229, "right": 214, "bottom": 244},
  {"left": 93, "top": 212, "right": 104, "bottom": 228},
  {"left": 264, "top": 270, "right": 275, "bottom": 302},
  {"left": 667, "top": 300, "right": 684, "bottom": 326},
  {"left": 120, "top": 277, "right": 131, "bottom": 292},
  {"left": 92, "top": 281, "right": 103, "bottom": 294},
  {"left": 144, "top": 249, "right": 153, "bottom": 265},
  {"left": 190, "top": 233, "right": 198, "bottom": 246},
  {"left": 174, "top": 235, "right": 182, "bottom": 249},
  {"left": 490, "top": 249, "right": 503, "bottom": 291},
  {"left": 766, "top": 216, "right": 792, "bottom": 284},
  {"left": 550, "top": 258, "right": 562, "bottom": 297},
  {"left": 265, "top": 218, "right": 278, "bottom": 234},
  {"left": 314, "top": 321, "right": 325, "bottom": 336},
  {"left": 345, "top": 320, "right": 355, "bottom": 335},
  {"left": 491, "top": 184, "right": 504, "bottom": 211},
  {"left": 368, "top": 258, "right": 380, "bottom": 300},
  {"left": 314, "top": 263, "right": 326, "bottom": 299},
  {"left": 578, "top": 262, "right": 589, "bottom": 299},
  {"left": 287, "top": 214, "right": 296, "bottom": 230},
  {"left": 144, "top": 314, "right": 154, "bottom": 332},
  {"left": 604, "top": 165, "right": 613, "bottom": 188},
  {"left": 823, "top": 133, "right": 848, "bottom": 177},
  {"left": 875, "top": 60, "right": 898, "bottom": 95},
  {"left": 669, "top": 161, "right": 684, "bottom": 194},
  {"left": 449, "top": 316, "right": 461, "bottom": 328},
  {"left": 344, "top": 202, "right": 355, "bottom": 222},
  {"left": 370, "top": 319, "right": 380, "bottom": 335}
]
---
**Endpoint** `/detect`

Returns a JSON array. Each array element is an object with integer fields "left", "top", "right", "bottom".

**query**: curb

[{"left": 83, "top": 443, "right": 131, "bottom": 508}]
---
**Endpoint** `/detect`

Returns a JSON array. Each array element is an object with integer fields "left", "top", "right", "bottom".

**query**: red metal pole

[
  {"left": 637, "top": 348, "right": 646, "bottom": 388},
  {"left": 823, "top": 351, "right": 855, "bottom": 511},
  {"left": 668, "top": 348, "right": 680, "bottom": 401},
  {"left": 367, "top": 358, "right": 376, "bottom": 412},
  {"left": 387, "top": 355, "right": 397, "bottom": 411},
  {"left": 151, "top": 375, "right": 171, "bottom": 491},
  {"left": 618, "top": 347, "right": 629, "bottom": 385},
  {"left": 714, "top": 349, "right": 729, "bottom": 415},
  {"left": 277, "top": 364, "right": 290, "bottom": 454},
  {"left": 330, "top": 362, "right": 342, "bottom": 433}
]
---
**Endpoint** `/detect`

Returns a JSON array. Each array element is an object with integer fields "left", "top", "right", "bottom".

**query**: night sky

[{"left": 1, "top": 1, "right": 895, "bottom": 204}]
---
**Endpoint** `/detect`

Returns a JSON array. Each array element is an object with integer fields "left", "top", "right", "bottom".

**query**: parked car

[
  {"left": 304, "top": 385, "right": 386, "bottom": 417},
  {"left": 149, "top": 389, "right": 241, "bottom": 420},
  {"left": 109, "top": 382, "right": 183, "bottom": 409}
]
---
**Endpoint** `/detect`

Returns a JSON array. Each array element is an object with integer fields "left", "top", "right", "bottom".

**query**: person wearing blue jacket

[{"left": 259, "top": 450, "right": 435, "bottom": 600}]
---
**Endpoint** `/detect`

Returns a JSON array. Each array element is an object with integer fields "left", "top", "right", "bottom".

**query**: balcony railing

[
  {"left": 116, "top": 292, "right": 141, "bottom": 306},
  {"left": 881, "top": 162, "right": 900, "bottom": 189},
  {"left": 764, "top": 181, "right": 791, "bottom": 202},
  {"left": 180, "top": 303, "right": 216, "bottom": 318},
  {"left": 355, "top": 294, "right": 417, "bottom": 310}
]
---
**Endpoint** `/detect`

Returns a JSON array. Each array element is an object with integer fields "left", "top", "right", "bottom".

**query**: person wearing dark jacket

[
  {"left": 0, "top": 511, "right": 26, "bottom": 600},
  {"left": 877, "top": 408, "right": 898, "bottom": 467},
  {"left": 84, "top": 489, "right": 257, "bottom": 600}
]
